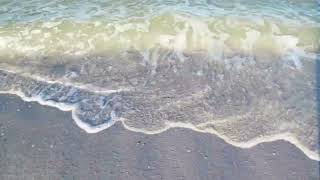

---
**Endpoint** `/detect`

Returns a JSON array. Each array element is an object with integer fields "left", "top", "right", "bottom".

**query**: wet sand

[{"left": 0, "top": 94, "right": 319, "bottom": 180}]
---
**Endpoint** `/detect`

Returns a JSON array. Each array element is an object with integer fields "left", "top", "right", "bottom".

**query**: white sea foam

[
  {"left": 0, "top": 0, "right": 318, "bottom": 166},
  {"left": 0, "top": 52, "right": 320, "bottom": 160},
  {"left": 0, "top": 89, "right": 318, "bottom": 161},
  {"left": 0, "top": 66, "right": 131, "bottom": 95},
  {"left": 0, "top": 14, "right": 317, "bottom": 61},
  {"left": 120, "top": 120, "right": 320, "bottom": 161},
  {"left": 0, "top": 90, "right": 118, "bottom": 134}
]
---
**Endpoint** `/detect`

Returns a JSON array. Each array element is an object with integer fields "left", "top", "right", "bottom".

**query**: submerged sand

[{"left": 0, "top": 94, "right": 319, "bottom": 180}]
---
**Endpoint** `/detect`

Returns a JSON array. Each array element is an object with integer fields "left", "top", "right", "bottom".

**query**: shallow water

[
  {"left": 0, "top": 0, "right": 319, "bottom": 160},
  {"left": 0, "top": 0, "right": 319, "bottom": 58}
]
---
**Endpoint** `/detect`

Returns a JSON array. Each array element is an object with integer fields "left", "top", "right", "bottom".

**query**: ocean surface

[{"left": 0, "top": 0, "right": 319, "bottom": 160}]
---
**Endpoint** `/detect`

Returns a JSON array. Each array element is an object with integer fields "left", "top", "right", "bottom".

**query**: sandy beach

[
  {"left": 0, "top": 94, "right": 318, "bottom": 180},
  {"left": 0, "top": 0, "right": 319, "bottom": 179}
]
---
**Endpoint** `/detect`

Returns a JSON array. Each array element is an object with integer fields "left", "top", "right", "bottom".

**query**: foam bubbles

[
  {"left": 0, "top": 48, "right": 318, "bottom": 161},
  {"left": 0, "top": 14, "right": 317, "bottom": 60},
  {"left": 0, "top": 0, "right": 319, "bottom": 162}
]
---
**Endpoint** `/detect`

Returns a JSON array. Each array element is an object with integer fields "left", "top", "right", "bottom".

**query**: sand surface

[{"left": 0, "top": 94, "right": 319, "bottom": 180}]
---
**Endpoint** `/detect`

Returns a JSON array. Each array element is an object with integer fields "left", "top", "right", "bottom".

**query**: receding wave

[
  {"left": 0, "top": 45, "right": 319, "bottom": 161},
  {"left": 0, "top": 0, "right": 319, "bottom": 161}
]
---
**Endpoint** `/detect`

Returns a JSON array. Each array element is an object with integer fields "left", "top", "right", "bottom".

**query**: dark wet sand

[{"left": 0, "top": 94, "right": 319, "bottom": 180}]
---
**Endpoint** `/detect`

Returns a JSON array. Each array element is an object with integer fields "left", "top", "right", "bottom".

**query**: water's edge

[{"left": 1, "top": 90, "right": 318, "bottom": 161}]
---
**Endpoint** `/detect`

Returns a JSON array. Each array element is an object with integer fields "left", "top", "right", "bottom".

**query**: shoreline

[
  {"left": 1, "top": 90, "right": 318, "bottom": 161},
  {"left": 0, "top": 93, "right": 318, "bottom": 179}
]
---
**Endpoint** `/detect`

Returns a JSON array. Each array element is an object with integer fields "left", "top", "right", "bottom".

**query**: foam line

[
  {"left": 122, "top": 121, "right": 320, "bottom": 161},
  {"left": 0, "top": 90, "right": 118, "bottom": 134},
  {"left": 0, "top": 66, "right": 131, "bottom": 95},
  {"left": 0, "top": 90, "right": 318, "bottom": 161}
]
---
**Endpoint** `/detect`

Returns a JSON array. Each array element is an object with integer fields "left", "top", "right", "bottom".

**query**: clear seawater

[
  {"left": 0, "top": 0, "right": 318, "bottom": 58},
  {"left": 0, "top": 0, "right": 319, "bottom": 160}
]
